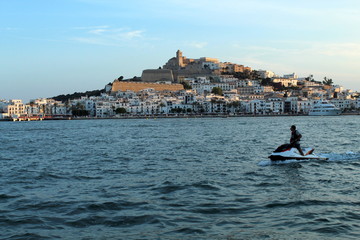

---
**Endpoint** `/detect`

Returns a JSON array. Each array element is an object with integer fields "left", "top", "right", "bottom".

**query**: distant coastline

[
  {"left": 2, "top": 112, "right": 359, "bottom": 122},
  {"left": 69, "top": 112, "right": 360, "bottom": 120}
]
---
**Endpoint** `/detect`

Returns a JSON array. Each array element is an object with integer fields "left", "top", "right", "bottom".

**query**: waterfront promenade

[{"left": 2, "top": 111, "right": 360, "bottom": 122}]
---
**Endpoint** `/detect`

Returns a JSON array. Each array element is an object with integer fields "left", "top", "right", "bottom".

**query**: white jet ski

[{"left": 268, "top": 144, "right": 328, "bottom": 161}]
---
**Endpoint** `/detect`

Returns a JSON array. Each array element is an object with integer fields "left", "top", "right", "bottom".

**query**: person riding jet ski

[
  {"left": 290, "top": 125, "right": 304, "bottom": 156},
  {"left": 268, "top": 125, "right": 328, "bottom": 161}
]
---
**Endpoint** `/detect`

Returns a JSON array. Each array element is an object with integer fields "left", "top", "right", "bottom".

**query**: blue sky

[{"left": 1, "top": 0, "right": 360, "bottom": 102}]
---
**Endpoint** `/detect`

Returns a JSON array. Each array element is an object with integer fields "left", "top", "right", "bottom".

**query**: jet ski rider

[{"left": 290, "top": 125, "right": 305, "bottom": 156}]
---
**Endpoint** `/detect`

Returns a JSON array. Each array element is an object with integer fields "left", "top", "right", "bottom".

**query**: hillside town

[{"left": 1, "top": 50, "right": 360, "bottom": 121}]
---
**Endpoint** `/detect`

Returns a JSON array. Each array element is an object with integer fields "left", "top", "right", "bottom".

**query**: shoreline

[
  {"left": 74, "top": 112, "right": 360, "bottom": 120},
  {"left": 1, "top": 112, "right": 359, "bottom": 122}
]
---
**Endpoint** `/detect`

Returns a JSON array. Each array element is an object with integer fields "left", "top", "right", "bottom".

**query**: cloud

[
  {"left": 88, "top": 28, "right": 108, "bottom": 35},
  {"left": 317, "top": 43, "right": 360, "bottom": 57},
  {"left": 122, "top": 30, "right": 144, "bottom": 40},
  {"left": 72, "top": 26, "right": 145, "bottom": 46}
]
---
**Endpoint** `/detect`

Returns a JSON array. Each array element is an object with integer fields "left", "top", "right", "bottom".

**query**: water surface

[{"left": 1, "top": 116, "right": 360, "bottom": 239}]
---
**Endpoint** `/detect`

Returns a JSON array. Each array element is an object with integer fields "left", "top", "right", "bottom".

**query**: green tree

[
  {"left": 52, "top": 89, "right": 105, "bottom": 102},
  {"left": 233, "top": 69, "right": 260, "bottom": 80},
  {"left": 181, "top": 81, "right": 192, "bottom": 90},
  {"left": 211, "top": 87, "right": 223, "bottom": 96},
  {"left": 72, "top": 109, "right": 89, "bottom": 116},
  {"left": 115, "top": 107, "right": 127, "bottom": 114},
  {"left": 322, "top": 77, "right": 333, "bottom": 86},
  {"left": 170, "top": 108, "right": 182, "bottom": 113},
  {"left": 305, "top": 74, "right": 314, "bottom": 82},
  {"left": 261, "top": 78, "right": 272, "bottom": 86}
]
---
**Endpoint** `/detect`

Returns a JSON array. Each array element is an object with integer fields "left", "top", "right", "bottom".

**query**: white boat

[{"left": 309, "top": 100, "right": 341, "bottom": 116}]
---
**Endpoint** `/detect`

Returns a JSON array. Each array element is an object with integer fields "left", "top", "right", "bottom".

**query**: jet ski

[{"left": 268, "top": 144, "right": 328, "bottom": 161}]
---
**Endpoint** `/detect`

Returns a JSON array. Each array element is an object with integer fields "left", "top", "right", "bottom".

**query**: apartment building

[{"left": 6, "top": 100, "right": 25, "bottom": 117}]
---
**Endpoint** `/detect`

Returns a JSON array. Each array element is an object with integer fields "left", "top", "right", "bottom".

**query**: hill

[{"left": 51, "top": 89, "right": 105, "bottom": 102}]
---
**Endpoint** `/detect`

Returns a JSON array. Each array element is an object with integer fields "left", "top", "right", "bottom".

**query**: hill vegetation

[{"left": 52, "top": 89, "right": 105, "bottom": 102}]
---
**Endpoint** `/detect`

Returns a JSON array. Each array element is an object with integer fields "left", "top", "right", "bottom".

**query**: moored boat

[{"left": 309, "top": 100, "right": 341, "bottom": 116}]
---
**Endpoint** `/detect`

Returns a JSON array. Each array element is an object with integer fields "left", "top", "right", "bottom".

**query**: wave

[
  {"left": 191, "top": 206, "right": 250, "bottom": 215},
  {"left": 7, "top": 233, "right": 52, "bottom": 240},
  {"left": 258, "top": 158, "right": 319, "bottom": 166},
  {"left": 265, "top": 199, "right": 341, "bottom": 209},
  {"left": 65, "top": 214, "right": 160, "bottom": 228},
  {"left": 321, "top": 152, "right": 360, "bottom": 162},
  {"left": 258, "top": 152, "right": 360, "bottom": 166},
  {"left": 35, "top": 172, "right": 69, "bottom": 180},
  {"left": 0, "top": 215, "right": 45, "bottom": 226},
  {"left": 66, "top": 200, "right": 148, "bottom": 216},
  {"left": 0, "top": 194, "right": 20, "bottom": 200},
  {"left": 168, "top": 227, "right": 206, "bottom": 234},
  {"left": 152, "top": 181, "right": 221, "bottom": 195}
]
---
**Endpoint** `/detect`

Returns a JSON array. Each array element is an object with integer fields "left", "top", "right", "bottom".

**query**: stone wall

[
  {"left": 141, "top": 69, "right": 174, "bottom": 82},
  {"left": 111, "top": 81, "right": 184, "bottom": 92}
]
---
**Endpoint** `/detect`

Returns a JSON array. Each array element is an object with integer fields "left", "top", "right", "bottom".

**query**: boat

[
  {"left": 268, "top": 144, "right": 328, "bottom": 161},
  {"left": 309, "top": 100, "right": 341, "bottom": 116}
]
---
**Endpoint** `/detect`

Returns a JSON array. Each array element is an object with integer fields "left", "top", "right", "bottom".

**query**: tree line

[{"left": 52, "top": 89, "right": 105, "bottom": 102}]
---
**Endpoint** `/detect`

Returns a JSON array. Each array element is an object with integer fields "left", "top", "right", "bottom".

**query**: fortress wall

[
  {"left": 141, "top": 69, "right": 174, "bottom": 82},
  {"left": 111, "top": 81, "right": 184, "bottom": 92}
]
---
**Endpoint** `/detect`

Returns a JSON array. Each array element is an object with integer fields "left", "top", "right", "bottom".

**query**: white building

[
  {"left": 0, "top": 100, "right": 9, "bottom": 113},
  {"left": 0, "top": 100, "right": 10, "bottom": 119},
  {"left": 95, "top": 101, "right": 113, "bottom": 117},
  {"left": 248, "top": 100, "right": 267, "bottom": 114},
  {"left": 223, "top": 89, "right": 239, "bottom": 101},
  {"left": 254, "top": 86, "right": 274, "bottom": 94},
  {"left": 257, "top": 70, "right": 276, "bottom": 79},
  {"left": 356, "top": 98, "right": 360, "bottom": 109},
  {"left": 219, "top": 75, "right": 238, "bottom": 83},
  {"left": 301, "top": 80, "right": 322, "bottom": 87},
  {"left": 238, "top": 87, "right": 255, "bottom": 95},
  {"left": 267, "top": 98, "right": 284, "bottom": 113},
  {"left": 297, "top": 99, "right": 312, "bottom": 114},
  {"left": 284, "top": 97, "right": 299, "bottom": 113},
  {"left": 330, "top": 99, "right": 353, "bottom": 110},
  {"left": 283, "top": 73, "right": 298, "bottom": 79},
  {"left": 214, "top": 82, "right": 236, "bottom": 91},
  {"left": 5, "top": 100, "right": 25, "bottom": 118},
  {"left": 84, "top": 99, "right": 96, "bottom": 116},
  {"left": 51, "top": 103, "right": 69, "bottom": 115},
  {"left": 185, "top": 77, "right": 210, "bottom": 84},
  {"left": 273, "top": 78, "right": 298, "bottom": 87}
]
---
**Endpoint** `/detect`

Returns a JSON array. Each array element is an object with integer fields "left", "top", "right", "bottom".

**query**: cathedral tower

[{"left": 176, "top": 50, "right": 184, "bottom": 68}]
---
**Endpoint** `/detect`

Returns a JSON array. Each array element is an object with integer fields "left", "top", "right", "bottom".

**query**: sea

[{"left": 1, "top": 116, "right": 360, "bottom": 240}]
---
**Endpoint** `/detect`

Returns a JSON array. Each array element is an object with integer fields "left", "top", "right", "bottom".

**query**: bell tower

[{"left": 176, "top": 50, "right": 184, "bottom": 68}]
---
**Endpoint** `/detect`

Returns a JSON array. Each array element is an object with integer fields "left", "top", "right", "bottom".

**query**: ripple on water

[
  {"left": 1, "top": 117, "right": 360, "bottom": 239},
  {"left": 265, "top": 199, "right": 341, "bottom": 209},
  {"left": 0, "top": 215, "right": 45, "bottom": 226},
  {"left": 8, "top": 233, "right": 53, "bottom": 240},
  {"left": 65, "top": 200, "right": 149, "bottom": 216},
  {"left": 65, "top": 214, "right": 161, "bottom": 228}
]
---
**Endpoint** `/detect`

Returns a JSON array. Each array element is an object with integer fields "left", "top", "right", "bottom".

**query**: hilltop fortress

[
  {"left": 143, "top": 50, "right": 251, "bottom": 82},
  {"left": 111, "top": 50, "right": 251, "bottom": 93}
]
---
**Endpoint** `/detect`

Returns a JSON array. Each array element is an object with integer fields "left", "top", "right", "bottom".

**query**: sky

[{"left": 1, "top": 0, "right": 360, "bottom": 102}]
